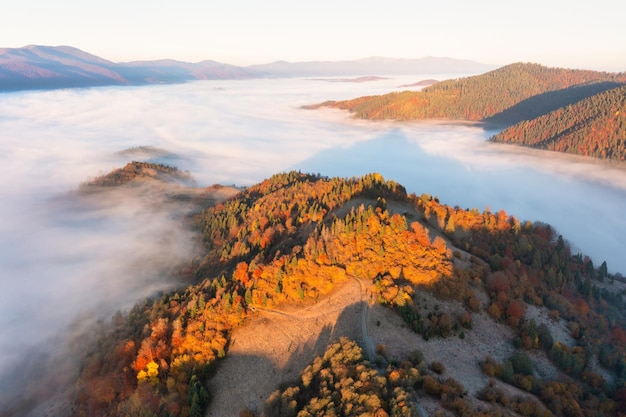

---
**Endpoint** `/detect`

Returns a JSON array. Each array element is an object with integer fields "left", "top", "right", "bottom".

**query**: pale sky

[{"left": 4, "top": 0, "right": 625, "bottom": 71}]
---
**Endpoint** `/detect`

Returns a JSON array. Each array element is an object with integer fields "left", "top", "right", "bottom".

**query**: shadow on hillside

[
  {"left": 482, "top": 81, "right": 624, "bottom": 127},
  {"left": 206, "top": 301, "right": 371, "bottom": 416}
]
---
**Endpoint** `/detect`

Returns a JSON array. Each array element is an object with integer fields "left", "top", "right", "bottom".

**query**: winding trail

[
  {"left": 205, "top": 267, "right": 443, "bottom": 417},
  {"left": 250, "top": 275, "right": 376, "bottom": 363},
  {"left": 349, "top": 275, "right": 376, "bottom": 362},
  {"left": 206, "top": 276, "right": 370, "bottom": 417}
]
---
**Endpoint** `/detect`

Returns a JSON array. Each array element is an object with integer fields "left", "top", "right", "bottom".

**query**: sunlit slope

[
  {"left": 82, "top": 161, "right": 194, "bottom": 187},
  {"left": 311, "top": 63, "right": 626, "bottom": 125},
  {"left": 490, "top": 85, "right": 626, "bottom": 161},
  {"left": 56, "top": 169, "right": 626, "bottom": 417}
]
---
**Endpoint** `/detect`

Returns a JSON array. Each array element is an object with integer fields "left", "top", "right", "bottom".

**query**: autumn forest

[{"left": 2, "top": 162, "right": 615, "bottom": 417}]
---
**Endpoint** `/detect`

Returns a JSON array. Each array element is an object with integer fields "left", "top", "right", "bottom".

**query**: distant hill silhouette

[
  {"left": 0, "top": 45, "right": 125, "bottom": 90},
  {"left": 398, "top": 78, "right": 439, "bottom": 88},
  {"left": 0, "top": 45, "right": 494, "bottom": 92},
  {"left": 247, "top": 56, "right": 495, "bottom": 77},
  {"left": 0, "top": 45, "right": 256, "bottom": 91}
]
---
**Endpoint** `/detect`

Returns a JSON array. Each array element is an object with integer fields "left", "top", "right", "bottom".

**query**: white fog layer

[{"left": 1, "top": 77, "right": 625, "bottom": 394}]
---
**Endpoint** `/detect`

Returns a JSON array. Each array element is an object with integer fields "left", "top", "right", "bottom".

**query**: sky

[{"left": 4, "top": 0, "right": 626, "bottom": 71}]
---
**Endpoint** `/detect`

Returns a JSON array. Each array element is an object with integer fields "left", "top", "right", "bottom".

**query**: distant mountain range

[
  {"left": 245, "top": 56, "right": 495, "bottom": 77},
  {"left": 0, "top": 45, "right": 255, "bottom": 91},
  {"left": 0, "top": 45, "right": 495, "bottom": 92}
]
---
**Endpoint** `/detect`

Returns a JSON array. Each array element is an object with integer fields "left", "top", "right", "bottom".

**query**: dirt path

[
  {"left": 205, "top": 272, "right": 517, "bottom": 416},
  {"left": 350, "top": 275, "right": 376, "bottom": 362},
  {"left": 206, "top": 277, "right": 369, "bottom": 417}
]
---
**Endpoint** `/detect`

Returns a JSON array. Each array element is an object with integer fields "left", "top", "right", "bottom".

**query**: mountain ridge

[
  {"left": 0, "top": 45, "right": 494, "bottom": 92},
  {"left": 246, "top": 55, "right": 495, "bottom": 77}
]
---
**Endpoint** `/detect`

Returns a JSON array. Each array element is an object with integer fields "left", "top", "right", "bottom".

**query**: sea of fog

[{"left": 1, "top": 76, "right": 626, "bottom": 406}]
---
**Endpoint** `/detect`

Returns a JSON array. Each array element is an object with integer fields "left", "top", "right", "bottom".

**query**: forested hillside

[
  {"left": 8, "top": 168, "right": 626, "bottom": 417},
  {"left": 309, "top": 63, "right": 626, "bottom": 161},
  {"left": 310, "top": 63, "right": 626, "bottom": 125},
  {"left": 490, "top": 85, "right": 626, "bottom": 161},
  {"left": 7, "top": 167, "right": 626, "bottom": 417}
]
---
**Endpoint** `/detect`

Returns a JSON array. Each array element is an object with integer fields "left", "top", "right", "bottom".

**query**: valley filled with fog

[{"left": 1, "top": 76, "right": 625, "bottom": 396}]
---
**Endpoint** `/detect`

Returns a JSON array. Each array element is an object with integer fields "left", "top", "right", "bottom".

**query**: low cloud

[
  {"left": 1, "top": 77, "right": 625, "bottom": 413},
  {"left": 0, "top": 184, "right": 198, "bottom": 410}
]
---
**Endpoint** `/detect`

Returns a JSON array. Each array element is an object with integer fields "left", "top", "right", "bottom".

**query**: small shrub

[
  {"left": 510, "top": 352, "right": 533, "bottom": 376},
  {"left": 376, "top": 343, "right": 387, "bottom": 357},
  {"left": 430, "top": 361, "right": 445, "bottom": 374},
  {"left": 409, "top": 349, "right": 424, "bottom": 365}
]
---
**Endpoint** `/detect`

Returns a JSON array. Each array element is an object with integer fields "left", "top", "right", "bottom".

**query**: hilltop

[
  {"left": 6, "top": 166, "right": 625, "bottom": 417},
  {"left": 82, "top": 161, "right": 195, "bottom": 188}
]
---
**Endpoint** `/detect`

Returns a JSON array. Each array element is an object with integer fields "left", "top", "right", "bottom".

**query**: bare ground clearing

[
  {"left": 368, "top": 289, "right": 516, "bottom": 396},
  {"left": 206, "top": 278, "right": 367, "bottom": 417},
  {"left": 206, "top": 273, "right": 522, "bottom": 416}
]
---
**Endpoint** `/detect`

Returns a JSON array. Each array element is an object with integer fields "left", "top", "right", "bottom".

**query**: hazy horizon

[{"left": 3, "top": 0, "right": 625, "bottom": 71}]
